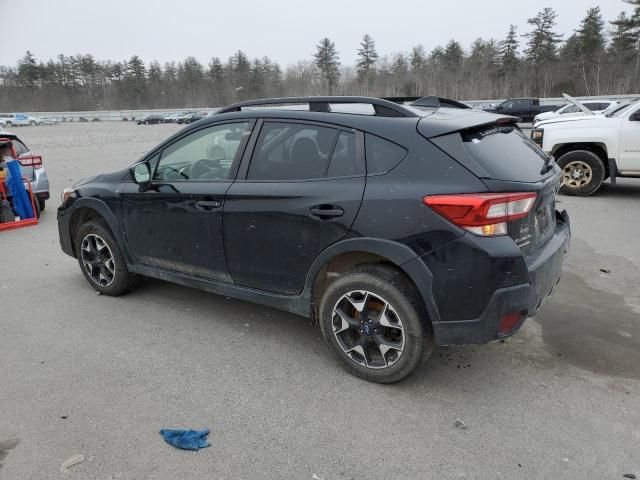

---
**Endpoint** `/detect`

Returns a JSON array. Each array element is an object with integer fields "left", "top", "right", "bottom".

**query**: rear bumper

[{"left": 426, "top": 210, "right": 570, "bottom": 346}]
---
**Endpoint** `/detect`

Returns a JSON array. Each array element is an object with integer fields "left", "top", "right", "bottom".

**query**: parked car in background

[
  {"left": 175, "top": 112, "right": 195, "bottom": 124},
  {"left": 179, "top": 112, "right": 208, "bottom": 124},
  {"left": 137, "top": 114, "right": 165, "bottom": 125},
  {"left": 0, "top": 113, "right": 41, "bottom": 127},
  {"left": 484, "top": 98, "right": 560, "bottom": 122},
  {"left": 531, "top": 98, "right": 640, "bottom": 196},
  {"left": 57, "top": 96, "right": 570, "bottom": 383},
  {"left": 163, "top": 113, "right": 184, "bottom": 123},
  {"left": 0, "top": 130, "right": 50, "bottom": 211},
  {"left": 533, "top": 100, "right": 617, "bottom": 124},
  {"left": 38, "top": 116, "right": 61, "bottom": 125}
]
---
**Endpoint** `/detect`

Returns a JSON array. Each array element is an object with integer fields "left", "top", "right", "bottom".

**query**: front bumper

[
  {"left": 427, "top": 210, "right": 570, "bottom": 346},
  {"left": 57, "top": 204, "right": 75, "bottom": 257}
]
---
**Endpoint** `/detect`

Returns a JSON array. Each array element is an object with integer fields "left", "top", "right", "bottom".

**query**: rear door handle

[
  {"left": 195, "top": 200, "right": 222, "bottom": 211},
  {"left": 309, "top": 206, "right": 344, "bottom": 219}
]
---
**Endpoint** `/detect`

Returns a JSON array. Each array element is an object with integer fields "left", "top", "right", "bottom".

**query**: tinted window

[
  {"left": 13, "top": 140, "right": 29, "bottom": 156},
  {"left": 563, "top": 105, "right": 579, "bottom": 113},
  {"left": 247, "top": 122, "right": 338, "bottom": 180},
  {"left": 461, "top": 125, "right": 552, "bottom": 182},
  {"left": 365, "top": 134, "right": 408, "bottom": 174},
  {"left": 326, "top": 132, "right": 357, "bottom": 177},
  {"left": 154, "top": 122, "right": 249, "bottom": 181}
]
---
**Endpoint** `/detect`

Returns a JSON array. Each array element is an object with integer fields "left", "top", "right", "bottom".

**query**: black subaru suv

[{"left": 57, "top": 96, "right": 570, "bottom": 383}]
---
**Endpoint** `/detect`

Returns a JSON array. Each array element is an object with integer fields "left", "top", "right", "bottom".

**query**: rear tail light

[
  {"left": 18, "top": 155, "right": 43, "bottom": 168},
  {"left": 423, "top": 192, "right": 537, "bottom": 237}
]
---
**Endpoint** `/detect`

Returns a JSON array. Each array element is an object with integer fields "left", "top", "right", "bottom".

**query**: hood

[
  {"left": 534, "top": 114, "right": 604, "bottom": 128},
  {"left": 561, "top": 93, "right": 595, "bottom": 116}
]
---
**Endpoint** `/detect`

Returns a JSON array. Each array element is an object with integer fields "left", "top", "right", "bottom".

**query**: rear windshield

[{"left": 461, "top": 125, "right": 552, "bottom": 182}]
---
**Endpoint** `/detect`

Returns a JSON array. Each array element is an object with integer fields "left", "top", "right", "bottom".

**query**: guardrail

[{"left": 21, "top": 94, "right": 640, "bottom": 122}]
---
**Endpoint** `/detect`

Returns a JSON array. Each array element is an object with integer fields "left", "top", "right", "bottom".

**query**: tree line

[{"left": 1, "top": 1, "right": 638, "bottom": 112}]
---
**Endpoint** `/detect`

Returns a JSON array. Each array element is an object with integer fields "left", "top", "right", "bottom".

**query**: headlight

[
  {"left": 61, "top": 187, "right": 76, "bottom": 204},
  {"left": 531, "top": 128, "right": 544, "bottom": 144}
]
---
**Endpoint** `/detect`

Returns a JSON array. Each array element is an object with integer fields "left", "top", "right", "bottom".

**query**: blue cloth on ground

[
  {"left": 159, "top": 428, "right": 211, "bottom": 450},
  {"left": 5, "top": 160, "right": 34, "bottom": 219}
]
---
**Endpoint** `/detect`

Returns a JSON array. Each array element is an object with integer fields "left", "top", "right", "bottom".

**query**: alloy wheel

[
  {"left": 81, "top": 234, "right": 116, "bottom": 287},
  {"left": 562, "top": 160, "right": 592, "bottom": 188},
  {"left": 332, "top": 290, "right": 405, "bottom": 369}
]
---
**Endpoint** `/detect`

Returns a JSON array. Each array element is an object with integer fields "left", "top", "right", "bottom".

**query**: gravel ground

[{"left": 1, "top": 122, "right": 639, "bottom": 480}]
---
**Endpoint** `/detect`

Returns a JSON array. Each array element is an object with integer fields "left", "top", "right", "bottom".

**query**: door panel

[
  {"left": 121, "top": 121, "right": 251, "bottom": 280},
  {"left": 121, "top": 181, "right": 231, "bottom": 281},
  {"left": 618, "top": 107, "right": 640, "bottom": 172},
  {"left": 223, "top": 178, "right": 365, "bottom": 294},
  {"left": 223, "top": 120, "right": 365, "bottom": 295}
]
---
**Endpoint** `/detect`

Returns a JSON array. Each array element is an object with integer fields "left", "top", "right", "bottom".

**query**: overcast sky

[{"left": 1, "top": 0, "right": 631, "bottom": 67}]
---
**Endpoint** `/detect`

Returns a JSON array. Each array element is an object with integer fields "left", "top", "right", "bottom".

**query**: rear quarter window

[{"left": 365, "top": 134, "right": 407, "bottom": 175}]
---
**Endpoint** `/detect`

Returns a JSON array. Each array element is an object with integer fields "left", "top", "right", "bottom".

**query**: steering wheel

[{"left": 190, "top": 158, "right": 225, "bottom": 180}]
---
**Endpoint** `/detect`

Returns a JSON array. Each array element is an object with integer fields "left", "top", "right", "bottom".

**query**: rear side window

[
  {"left": 461, "top": 125, "right": 552, "bottom": 182},
  {"left": 365, "top": 134, "right": 407, "bottom": 174},
  {"left": 326, "top": 131, "right": 357, "bottom": 177},
  {"left": 248, "top": 122, "right": 339, "bottom": 180}
]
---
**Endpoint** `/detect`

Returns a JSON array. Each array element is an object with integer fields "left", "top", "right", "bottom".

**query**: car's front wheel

[
  {"left": 29, "top": 120, "right": 36, "bottom": 126},
  {"left": 75, "top": 219, "right": 138, "bottom": 296},
  {"left": 556, "top": 150, "right": 605, "bottom": 196},
  {"left": 318, "top": 265, "right": 431, "bottom": 383}
]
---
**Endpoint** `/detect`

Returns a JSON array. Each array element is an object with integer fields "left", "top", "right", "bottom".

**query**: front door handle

[
  {"left": 195, "top": 200, "right": 222, "bottom": 211},
  {"left": 309, "top": 205, "right": 344, "bottom": 219}
]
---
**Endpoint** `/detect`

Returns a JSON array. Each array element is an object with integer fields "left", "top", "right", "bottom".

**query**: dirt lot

[{"left": 1, "top": 122, "right": 639, "bottom": 479}]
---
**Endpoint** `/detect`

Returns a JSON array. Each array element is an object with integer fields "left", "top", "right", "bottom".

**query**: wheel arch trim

[
  {"left": 303, "top": 237, "right": 441, "bottom": 326},
  {"left": 67, "top": 198, "right": 133, "bottom": 263}
]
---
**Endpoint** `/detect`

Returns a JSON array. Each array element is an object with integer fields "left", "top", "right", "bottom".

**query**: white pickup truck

[{"left": 531, "top": 97, "right": 640, "bottom": 196}]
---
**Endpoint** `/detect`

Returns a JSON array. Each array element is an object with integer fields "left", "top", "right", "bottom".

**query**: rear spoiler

[
  {"left": 383, "top": 96, "right": 471, "bottom": 110},
  {"left": 418, "top": 110, "right": 521, "bottom": 138}
]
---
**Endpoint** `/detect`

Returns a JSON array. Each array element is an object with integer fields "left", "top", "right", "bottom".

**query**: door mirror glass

[{"left": 131, "top": 162, "right": 151, "bottom": 184}]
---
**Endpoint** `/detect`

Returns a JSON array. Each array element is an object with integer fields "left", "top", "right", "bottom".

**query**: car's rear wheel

[
  {"left": 5, "top": 121, "right": 12, "bottom": 128},
  {"left": 29, "top": 120, "right": 36, "bottom": 126},
  {"left": 318, "top": 265, "right": 431, "bottom": 383},
  {"left": 556, "top": 150, "right": 605, "bottom": 196},
  {"left": 75, "top": 219, "right": 138, "bottom": 296}
]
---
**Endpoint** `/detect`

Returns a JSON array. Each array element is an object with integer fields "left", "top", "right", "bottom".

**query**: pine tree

[
  {"left": 314, "top": 38, "right": 340, "bottom": 94},
  {"left": 17, "top": 51, "right": 39, "bottom": 88},
  {"left": 574, "top": 7, "right": 606, "bottom": 94},
  {"left": 356, "top": 34, "right": 378, "bottom": 94},
  {"left": 524, "top": 7, "right": 563, "bottom": 96},
  {"left": 499, "top": 25, "right": 519, "bottom": 77}
]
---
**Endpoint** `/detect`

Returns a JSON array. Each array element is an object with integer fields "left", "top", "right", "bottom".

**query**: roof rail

[
  {"left": 384, "top": 96, "right": 470, "bottom": 110},
  {"left": 216, "top": 96, "right": 419, "bottom": 117}
]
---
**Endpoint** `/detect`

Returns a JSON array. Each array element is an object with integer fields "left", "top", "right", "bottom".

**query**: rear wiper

[{"left": 540, "top": 155, "right": 555, "bottom": 175}]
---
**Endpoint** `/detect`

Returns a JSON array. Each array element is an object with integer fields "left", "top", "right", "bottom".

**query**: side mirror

[
  {"left": 630, "top": 111, "right": 640, "bottom": 121},
  {"left": 130, "top": 162, "right": 151, "bottom": 190}
]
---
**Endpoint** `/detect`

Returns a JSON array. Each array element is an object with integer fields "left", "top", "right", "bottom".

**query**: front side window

[
  {"left": 247, "top": 122, "right": 339, "bottom": 181},
  {"left": 154, "top": 122, "right": 249, "bottom": 181}
]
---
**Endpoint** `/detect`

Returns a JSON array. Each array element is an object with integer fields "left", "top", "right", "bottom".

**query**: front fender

[{"left": 63, "top": 197, "right": 132, "bottom": 263}]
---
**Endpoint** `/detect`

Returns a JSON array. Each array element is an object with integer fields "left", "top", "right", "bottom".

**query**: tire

[
  {"left": 556, "top": 150, "right": 605, "bottom": 197},
  {"left": 74, "top": 219, "right": 138, "bottom": 296},
  {"left": 318, "top": 265, "right": 432, "bottom": 383},
  {"left": 29, "top": 121, "right": 36, "bottom": 126},
  {"left": 5, "top": 122, "right": 12, "bottom": 128},
  {"left": 38, "top": 198, "right": 46, "bottom": 212},
  {"left": 28, "top": 193, "right": 41, "bottom": 219}
]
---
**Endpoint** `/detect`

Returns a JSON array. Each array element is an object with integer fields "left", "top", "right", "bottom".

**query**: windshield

[{"left": 607, "top": 100, "right": 640, "bottom": 117}]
